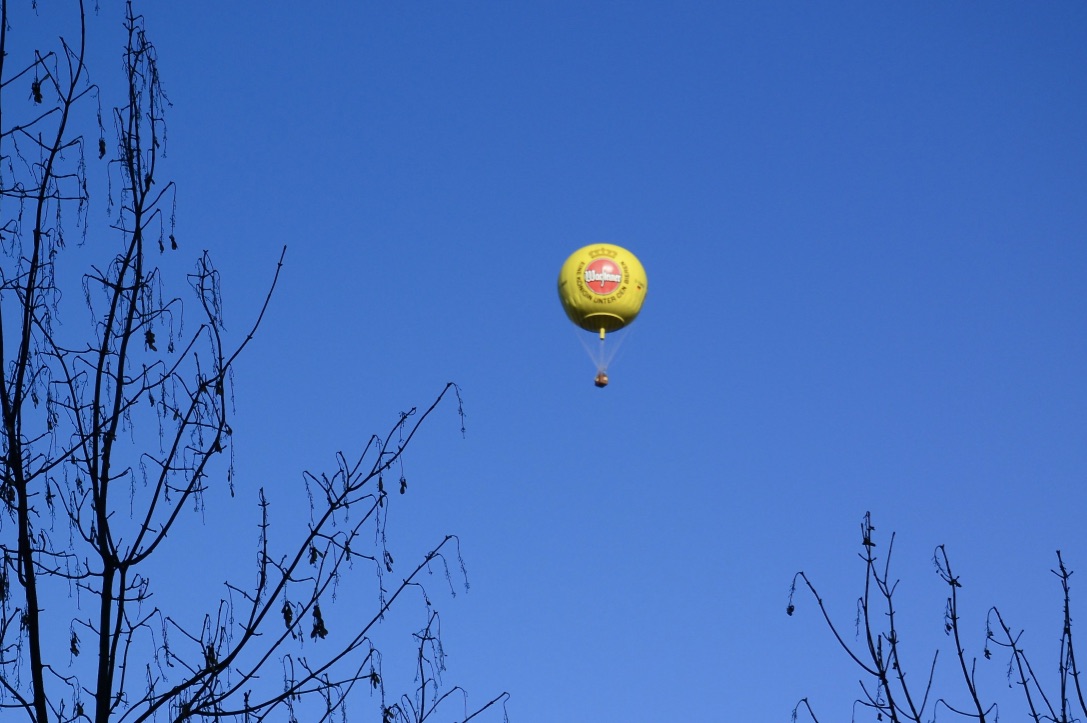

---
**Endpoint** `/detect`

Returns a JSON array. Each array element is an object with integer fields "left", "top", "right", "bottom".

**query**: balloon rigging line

[
  {"left": 574, "top": 327, "right": 634, "bottom": 372},
  {"left": 603, "top": 327, "right": 633, "bottom": 370},
  {"left": 576, "top": 327, "right": 604, "bottom": 371}
]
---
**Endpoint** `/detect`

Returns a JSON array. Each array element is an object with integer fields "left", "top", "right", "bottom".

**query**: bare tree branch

[
  {"left": 0, "top": 4, "right": 503, "bottom": 723},
  {"left": 791, "top": 513, "right": 1079, "bottom": 723}
]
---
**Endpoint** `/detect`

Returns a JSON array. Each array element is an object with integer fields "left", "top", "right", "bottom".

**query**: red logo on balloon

[{"left": 584, "top": 259, "right": 622, "bottom": 295}]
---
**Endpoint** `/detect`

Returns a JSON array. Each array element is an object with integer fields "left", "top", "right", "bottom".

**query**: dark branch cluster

[
  {"left": 0, "top": 3, "right": 505, "bottom": 722},
  {"left": 788, "top": 512, "right": 1085, "bottom": 723}
]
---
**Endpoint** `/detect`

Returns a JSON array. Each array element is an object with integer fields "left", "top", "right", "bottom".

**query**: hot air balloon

[{"left": 557, "top": 243, "right": 647, "bottom": 387}]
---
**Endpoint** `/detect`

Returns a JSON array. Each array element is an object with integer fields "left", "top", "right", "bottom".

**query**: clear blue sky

[{"left": 75, "top": 2, "right": 1087, "bottom": 720}]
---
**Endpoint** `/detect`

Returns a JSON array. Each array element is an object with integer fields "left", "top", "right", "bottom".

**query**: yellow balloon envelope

[{"left": 557, "top": 244, "right": 648, "bottom": 340}]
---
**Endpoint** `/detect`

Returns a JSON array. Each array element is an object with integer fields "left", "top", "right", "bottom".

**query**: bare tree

[
  {"left": 0, "top": 2, "right": 507, "bottom": 721},
  {"left": 788, "top": 512, "right": 1085, "bottom": 723}
]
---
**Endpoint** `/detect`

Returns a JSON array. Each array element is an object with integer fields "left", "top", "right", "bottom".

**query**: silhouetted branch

[
  {"left": 792, "top": 513, "right": 1079, "bottom": 723},
  {"left": 0, "top": 3, "right": 502, "bottom": 722}
]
